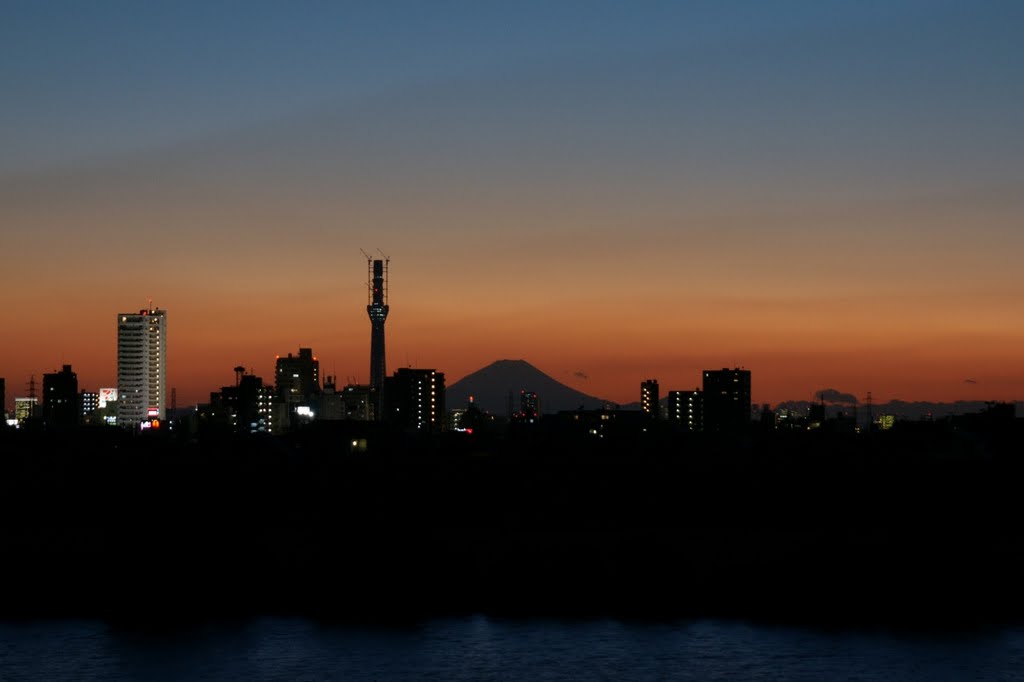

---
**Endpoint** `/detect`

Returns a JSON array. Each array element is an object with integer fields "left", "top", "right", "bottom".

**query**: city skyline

[
  {"left": 2, "top": 1, "right": 1023, "bottom": 409},
  {"left": 2, "top": 291, "right": 1019, "bottom": 418}
]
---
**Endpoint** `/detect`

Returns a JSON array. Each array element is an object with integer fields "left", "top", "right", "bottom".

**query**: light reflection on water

[{"left": 2, "top": 616, "right": 1023, "bottom": 680}]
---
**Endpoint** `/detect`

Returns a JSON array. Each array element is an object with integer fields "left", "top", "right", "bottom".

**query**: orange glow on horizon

[
  {"left": 2, "top": 277, "right": 1021, "bottom": 412},
  {"left": 2, "top": 130, "right": 1022, "bottom": 413}
]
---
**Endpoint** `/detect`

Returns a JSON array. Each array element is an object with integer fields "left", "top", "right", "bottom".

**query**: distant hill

[
  {"left": 447, "top": 359, "right": 606, "bottom": 415},
  {"left": 775, "top": 399, "right": 1023, "bottom": 421}
]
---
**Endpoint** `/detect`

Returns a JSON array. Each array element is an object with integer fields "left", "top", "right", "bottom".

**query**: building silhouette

[
  {"left": 14, "top": 397, "right": 37, "bottom": 425},
  {"left": 317, "top": 376, "right": 345, "bottom": 421},
  {"left": 667, "top": 389, "right": 703, "bottom": 432},
  {"left": 117, "top": 306, "right": 167, "bottom": 427},
  {"left": 702, "top": 368, "right": 751, "bottom": 433},
  {"left": 0, "top": 377, "right": 5, "bottom": 420},
  {"left": 520, "top": 391, "right": 540, "bottom": 421},
  {"left": 274, "top": 348, "right": 320, "bottom": 428},
  {"left": 641, "top": 379, "right": 659, "bottom": 418},
  {"left": 212, "top": 369, "right": 276, "bottom": 434},
  {"left": 448, "top": 407, "right": 467, "bottom": 431},
  {"left": 555, "top": 406, "right": 649, "bottom": 440},
  {"left": 384, "top": 368, "right": 445, "bottom": 433},
  {"left": 275, "top": 349, "right": 320, "bottom": 402},
  {"left": 341, "top": 384, "right": 375, "bottom": 421},
  {"left": 808, "top": 398, "right": 826, "bottom": 428},
  {"left": 80, "top": 390, "right": 99, "bottom": 424},
  {"left": 42, "top": 365, "right": 79, "bottom": 428},
  {"left": 366, "top": 258, "right": 389, "bottom": 418},
  {"left": 93, "top": 388, "right": 118, "bottom": 426}
]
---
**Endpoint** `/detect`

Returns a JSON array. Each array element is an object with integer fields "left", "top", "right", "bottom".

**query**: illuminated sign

[
  {"left": 147, "top": 407, "right": 160, "bottom": 417},
  {"left": 296, "top": 406, "right": 314, "bottom": 418},
  {"left": 98, "top": 388, "right": 118, "bottom": 408}
]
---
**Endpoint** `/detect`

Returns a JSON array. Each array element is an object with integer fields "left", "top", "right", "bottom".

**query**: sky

[{"left": 2, "top": 0, "right": 1023, "bottom": 410}]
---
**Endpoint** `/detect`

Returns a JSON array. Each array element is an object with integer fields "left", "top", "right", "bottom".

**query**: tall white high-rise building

[{"left": 117, "top": 306, "right": 167, "bottom": 427}]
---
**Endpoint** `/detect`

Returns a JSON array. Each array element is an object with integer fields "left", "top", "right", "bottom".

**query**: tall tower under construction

[{"left": 366, "top": 257, "right": 389, "bottom": 415}]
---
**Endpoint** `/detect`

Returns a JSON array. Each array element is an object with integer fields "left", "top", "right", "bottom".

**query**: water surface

[{"left": 3, "top": 617, "right": 1023, "bottom": 680}]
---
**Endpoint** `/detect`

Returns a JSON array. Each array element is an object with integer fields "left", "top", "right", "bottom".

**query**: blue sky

[
  {"left": 5, "top": 0, "right": 1020, "bottom": 177},
  {"left": 2, "top": 1, "right": 1023, "bottom": 405}
]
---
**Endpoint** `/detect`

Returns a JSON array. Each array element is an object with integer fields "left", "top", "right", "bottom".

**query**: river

[{"left": 3, "top": 616, "right": 1023, "bottom": 680}]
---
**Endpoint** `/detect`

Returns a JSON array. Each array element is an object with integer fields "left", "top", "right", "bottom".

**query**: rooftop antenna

[
  {"left": 234, "top": 365, "right": 245, "bottom": 386},
  {"left": 27, "top": 374, "right": 36, "bottom": 400}
]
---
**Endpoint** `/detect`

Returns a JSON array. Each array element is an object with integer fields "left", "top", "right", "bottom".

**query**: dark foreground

[{"left": 1, "top": 423, "right": 1023, "bottom": 627}]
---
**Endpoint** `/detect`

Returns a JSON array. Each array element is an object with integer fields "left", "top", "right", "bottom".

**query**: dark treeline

[{"left": 1, "top": 421, "right": 1023, "bottom": 627}]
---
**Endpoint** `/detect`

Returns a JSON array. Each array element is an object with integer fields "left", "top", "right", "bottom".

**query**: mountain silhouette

[{"left": 447, "top": 359, "right": 606, "bottom": 415}]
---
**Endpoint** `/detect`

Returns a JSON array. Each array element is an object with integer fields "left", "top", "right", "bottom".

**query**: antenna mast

[
  {"left": 377, "top": 249, "right": 390, "bottom": 305},
  {"left": 360, "top": 249, "right": 373, "bottom": 304},
  {"left": 865, "top": 391, "right": 873, "bottom": 432}
]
